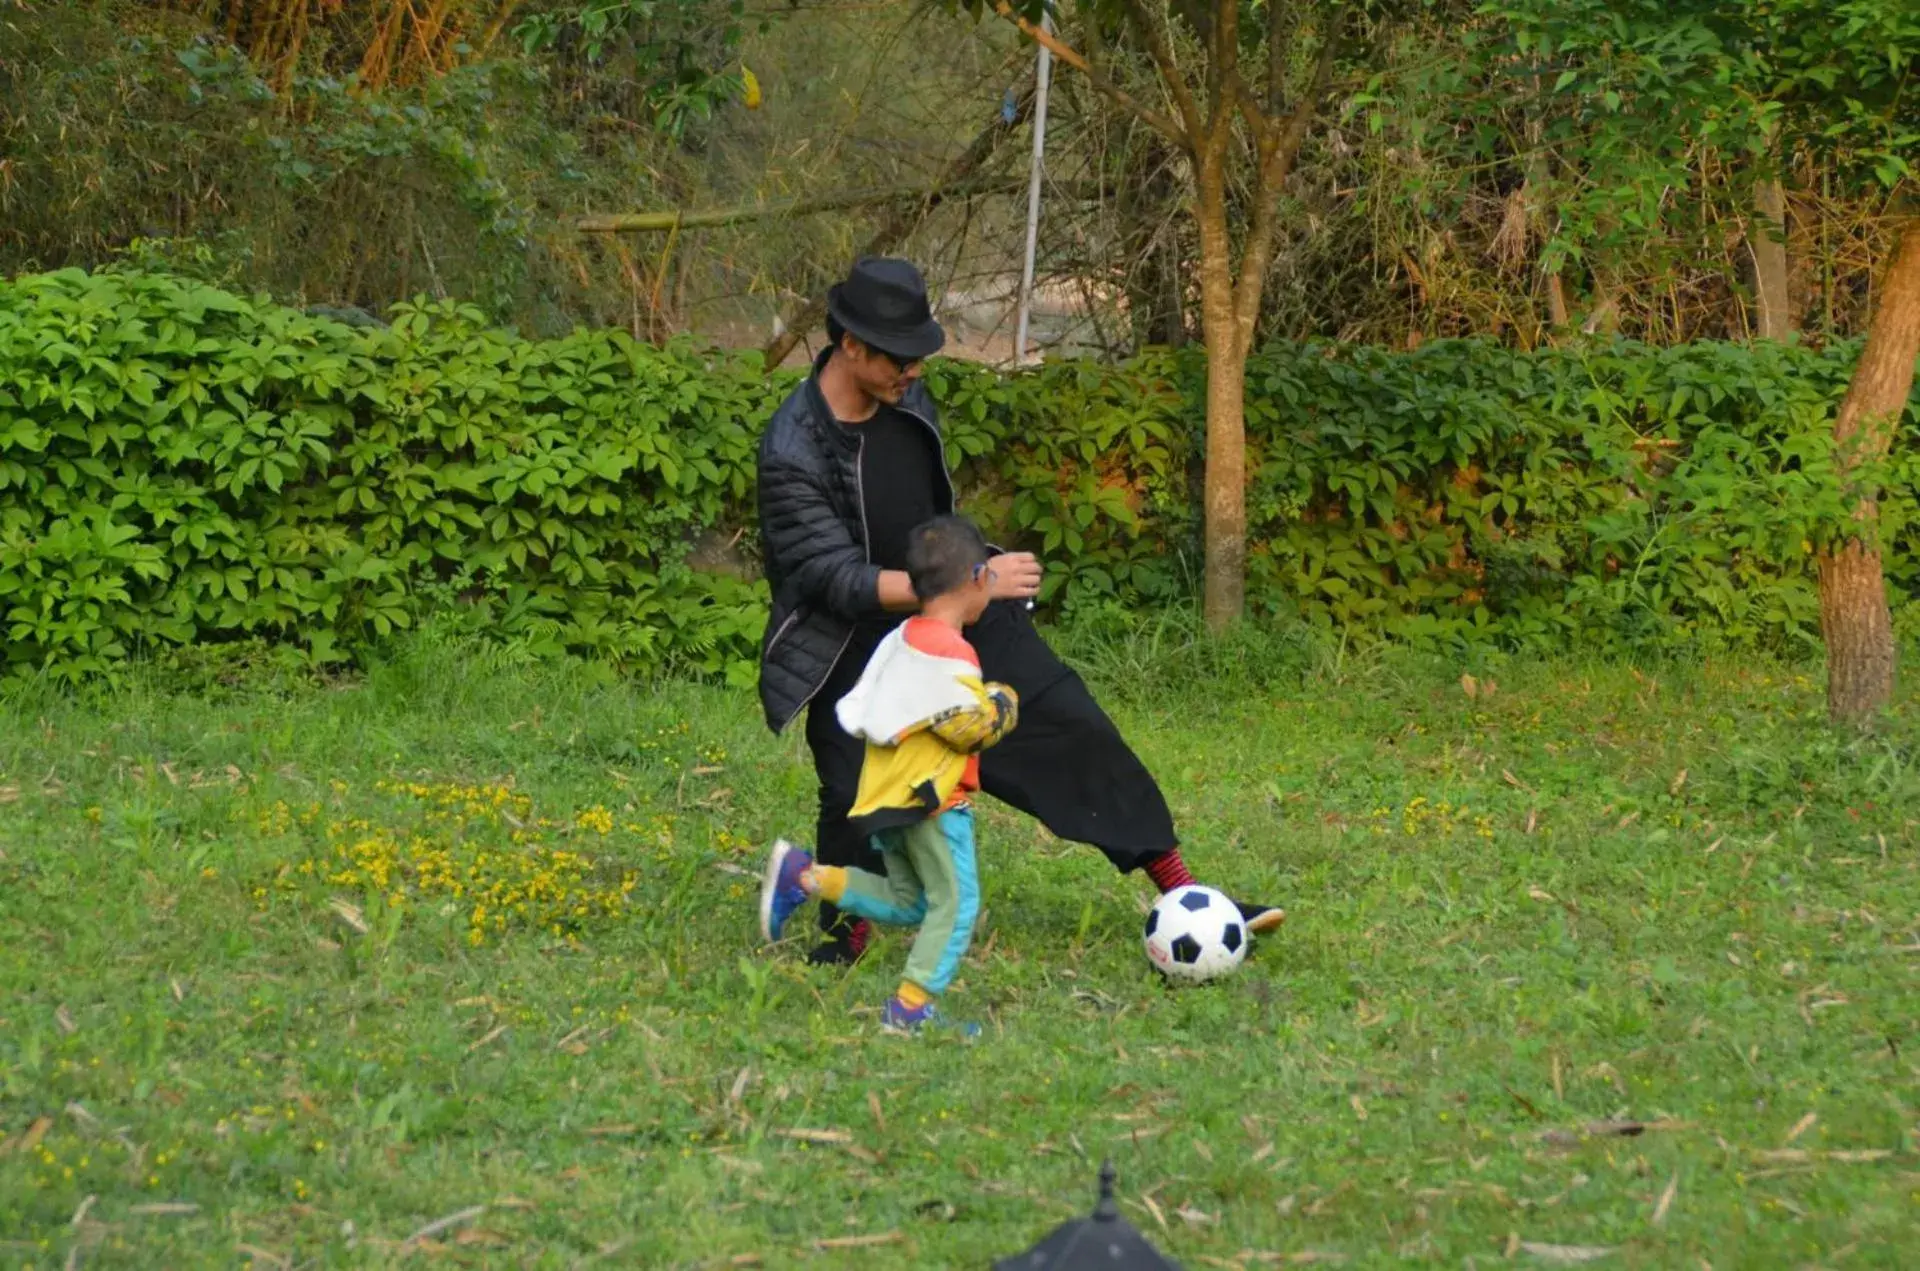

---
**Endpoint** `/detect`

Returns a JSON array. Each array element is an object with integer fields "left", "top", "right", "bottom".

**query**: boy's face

[{"left": 958, "top": 562, "right": 995, "bottom": 624}]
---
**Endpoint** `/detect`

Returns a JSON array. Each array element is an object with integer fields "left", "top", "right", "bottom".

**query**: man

[{"left": 757, "top": 256, "right": 1282, "bottom": 965}]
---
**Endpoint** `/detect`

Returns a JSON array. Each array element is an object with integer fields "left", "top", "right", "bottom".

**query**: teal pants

[{"left": 832, "top": 806, "right": 979, "bottom": 995}]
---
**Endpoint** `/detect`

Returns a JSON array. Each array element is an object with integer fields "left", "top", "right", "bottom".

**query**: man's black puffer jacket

[{"left": 755, "top": 353, "right": 953, "bottom": 733}]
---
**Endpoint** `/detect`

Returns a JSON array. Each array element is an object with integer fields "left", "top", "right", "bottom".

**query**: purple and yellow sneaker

[
  {"left": 881, "top": 995, "right": 980, "bottom": 1038},
  {"left": 759, "top": 839, "right": 813, "bottom": 943}
]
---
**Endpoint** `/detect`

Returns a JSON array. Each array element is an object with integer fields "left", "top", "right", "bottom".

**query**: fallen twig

[{"left": 400, "top": 1204, "right": 486, "bottom": 1249}]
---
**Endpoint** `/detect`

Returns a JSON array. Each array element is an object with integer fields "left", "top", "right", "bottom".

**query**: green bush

[
  {"left": 932, "top": 338, "right": 1920, "bottom": 653},
  {"left": 3, "top": 267, "right": 1917, "bottom": 687},
  {"left": 0, "top": 269, "right": 773, "bottom": 685}
]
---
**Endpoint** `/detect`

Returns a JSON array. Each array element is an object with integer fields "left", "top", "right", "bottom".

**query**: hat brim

[{"left": 827, "top": 285, "right": 946, "bottom": 360}]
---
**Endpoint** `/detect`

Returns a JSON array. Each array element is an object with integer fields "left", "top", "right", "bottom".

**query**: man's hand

[{"left": 987, "top": 552, "right": 1042, "bottom": 602}]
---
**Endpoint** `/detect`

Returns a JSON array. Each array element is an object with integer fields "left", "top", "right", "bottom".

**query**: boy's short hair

[{"left": 905, "top": 516, "right": 991, "bottom": 602}]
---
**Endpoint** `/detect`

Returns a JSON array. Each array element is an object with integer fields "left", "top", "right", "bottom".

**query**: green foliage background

[{"left": 5, "top": 267, "right": 1920, "bottom": 687}]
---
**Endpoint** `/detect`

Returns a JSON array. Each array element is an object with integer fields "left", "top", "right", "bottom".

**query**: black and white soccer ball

[{"left": 1143, "top": 885, "right": 1247, "bottom": 983}]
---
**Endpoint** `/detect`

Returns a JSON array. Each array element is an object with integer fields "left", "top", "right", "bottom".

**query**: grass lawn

[{"left": 2, "top": 632, "right": 1917, "bottom": 1268}]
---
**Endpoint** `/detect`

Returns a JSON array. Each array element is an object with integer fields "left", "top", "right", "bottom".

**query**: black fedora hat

[{"left": 826, "top": 257, "right": 945, "bottom": 360}]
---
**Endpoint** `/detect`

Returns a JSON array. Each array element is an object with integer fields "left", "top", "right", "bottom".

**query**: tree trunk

[
  {"left": 1752, "top": 178, "right": 1792, "bottom": 340},
  {"left": 1523, "top": 147, "right": 1568, "bottom": 334},
  {"left": 1195, "top": 180, "right": 1246, "bottom": 630},
  {"left": 1151, "top": 236, "right": 1188, "bottom": 347},
  {"left": 1545, "top": 273, "right": 1570, "bottom": 330},
  {"left": 1819, "top": 218, "right": 1920, "bottom": 725}
]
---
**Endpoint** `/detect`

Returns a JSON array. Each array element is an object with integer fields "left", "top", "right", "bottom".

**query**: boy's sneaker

[
  {"left": 882, "top": 995, "right": 980, "bottom": 1038},
  {"left": 759, "top": 839, "right": 813, "bottom": 943}
]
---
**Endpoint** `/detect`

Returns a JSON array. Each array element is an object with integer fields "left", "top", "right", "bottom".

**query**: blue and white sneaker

[
  {"left": 881, "top": 995, "right": 980, "bottom": 1038},
  {"left": 759, "top": 839, "right": 813, "bottom": 943}
]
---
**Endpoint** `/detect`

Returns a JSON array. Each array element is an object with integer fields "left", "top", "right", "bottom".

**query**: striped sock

[{"left": 1143, "top": 849, "right": 1196, "bottom": 893}]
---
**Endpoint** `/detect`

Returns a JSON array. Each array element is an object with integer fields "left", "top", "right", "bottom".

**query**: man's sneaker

[
  {"left": 759, "top": 839, "right": 813, "bottom": 943},
  {"left": 882, "top": 995, "right": 980, "bottom": 1038},
  {"left": 806, "top": 918, "right": 871, "bottom": 966},
  {"left": 1238, "top": 902, "right": 1287, "bottom": 936}
]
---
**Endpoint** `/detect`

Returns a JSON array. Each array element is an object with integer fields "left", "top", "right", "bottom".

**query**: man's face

[{"left": 843, "top": 336, "right": 923, "bottom": 405}]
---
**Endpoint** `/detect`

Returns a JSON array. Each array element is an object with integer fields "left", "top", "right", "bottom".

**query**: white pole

[{"left": 1013, "top": 13, "right": 1053, "bottom": 365}]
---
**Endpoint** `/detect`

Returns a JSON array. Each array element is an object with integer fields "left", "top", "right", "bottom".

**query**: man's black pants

[{"left": 805, "top": 601, "right": 1176, "bottom": 935}]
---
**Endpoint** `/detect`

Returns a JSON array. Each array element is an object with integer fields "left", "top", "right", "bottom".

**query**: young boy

[{"left": 759, "top": 515, "right": 1018, "bottom": 1032}]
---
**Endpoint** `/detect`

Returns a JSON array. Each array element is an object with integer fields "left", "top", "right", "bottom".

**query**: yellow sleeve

[{"left": 926, "top": 678, "right": 1020, "bottom": 754}]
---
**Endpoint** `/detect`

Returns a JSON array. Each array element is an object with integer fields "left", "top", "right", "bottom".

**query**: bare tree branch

[
  {"left": 758, "top": 84, "right": 1038, "bottom": 369},
  {"left": 1119, "top": 0, "right": 1205, "bottom": 145},
  {"left": 1235, "top": 84, "right": 1270, "bottom": 143},
  {"left": 1199, "top": 0, "right": 1241, "bottom": 188},
  {"left": 992, "top": 2, "right": 1186, "bottom": 145},
  {"left": 578, "top": 178, "right": 1038, "bottom": 233},
  {"left": 1267, "top": 0, "right": 1296, "bottom": 123},
  {"left": 1209, "top": 0, "right": 1242, "bottom": 127},
  {"left": 1169, "top": 0, "right": 1213, "bottom": 49},
  {"left": 1234, "top": 11, "right": 1343, "bottom": 340}
]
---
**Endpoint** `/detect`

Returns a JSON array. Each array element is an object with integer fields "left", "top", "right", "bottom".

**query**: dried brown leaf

[
  {"left": 1518, "top": 1242, "right": 1616, "bottom": 1264},
  {"left": 16, "top": 1116, "right": 52, "bottom": 1155},
  {"left": 328, "top": 898, "right": 368, "bottom": 935},
  {"left": 453, "top": 1227, "right": 508, "bottom": 1247},
  {"left": 1651, "top": 1173, "right": 1677, "bottom": 1225},
  {"left": 776, "top": 1128, "right": 852, "bottom": 1145},
  {"left": 814, "top": 1231, "right": 901, "bottom": 1250}
]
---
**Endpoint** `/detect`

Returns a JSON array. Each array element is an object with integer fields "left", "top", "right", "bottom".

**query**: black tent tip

[{"left": 1095, "top": 1160, "right": 1118, "bottom": 1221}]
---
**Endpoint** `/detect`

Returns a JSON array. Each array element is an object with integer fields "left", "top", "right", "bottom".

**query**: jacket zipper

[
  {"left": 778, "top": 430, "right": 868, "bottom": 728},
  {"left": 762, "top": 608, "right": 802, "bottom": 659}
]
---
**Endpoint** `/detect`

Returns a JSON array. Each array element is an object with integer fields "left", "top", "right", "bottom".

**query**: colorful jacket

[{"left": 835, "top": 617, "right": 1019, "bottom": 835}]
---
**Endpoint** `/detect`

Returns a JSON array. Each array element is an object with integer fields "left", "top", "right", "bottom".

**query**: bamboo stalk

[{"left": 577, "top": 177, "right": 1069, "bottom": 235}]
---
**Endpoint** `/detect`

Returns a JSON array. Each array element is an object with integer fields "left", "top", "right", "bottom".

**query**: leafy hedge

[
  {"left": 4, "top": 267, "right": 1918, "bottom": 686},
  {"left": 939, "top": 338, "right": 1920, "bottom": 652},
  {"left": 0, "top": 269, "right": 773, "bottom": 686}
]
